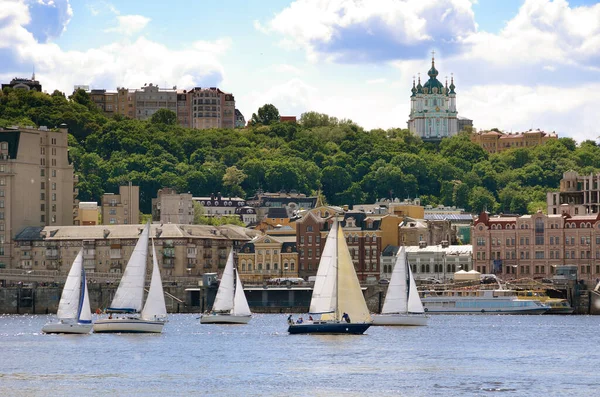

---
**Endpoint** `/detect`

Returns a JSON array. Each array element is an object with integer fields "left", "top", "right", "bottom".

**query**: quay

[{"left": 1, "top": 271, "right": 600, "bottom": 315}]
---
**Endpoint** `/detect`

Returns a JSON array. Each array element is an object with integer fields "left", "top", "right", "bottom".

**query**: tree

[
  {"left": 251, "top": 104, "right": 280, "bottom": 125},
  {"left": 468, "top": 186, "right": 497, "bottom": 214},
  {"left": 299, "top": 111, "right": 339, "bottom": 128},
  {"left": 222, "top": 166, "right": 247, "bottom": 197},
  {"left": 150, "top": 109, "right": 177, "bottom": 125}
]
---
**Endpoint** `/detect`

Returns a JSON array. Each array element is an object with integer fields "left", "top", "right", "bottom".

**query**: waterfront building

[
  {"left": 0, "top": 125, "right": 76, "bottom": 269},
  {"left": 152, "top": 188, "right": 193, "bottom": 225},
  {"left": 2, "top": 75, "right": 42, "bottom": 92},
  {"left": 407, "top": 54, "right": 459, "bottom": 140},
  {"left": 101, "top": 185, "right": 139, "bottom": 225},
  {"left": 470, "top": 129, "right": 558, "bottom": 154},
  {"left": 235, "top": 109, "right": 245, "bottom": 128},
  {"left": 404, "top": 243, "right": 472, "bottom": 282},
  {"left": 399, "top": 217, "right": 455, "bottom": 246},
  {"left": 237, "top": 234, "right": 298, "bottom": 284},
  {"left": 11, "top": 223, "right": 259, "bottom": 276},
  {"left": 295, "top": 208, "right": 382, "bottom": 282},
  {"left": 188, "top": 87, "right": 236, "bottom": 130},
  {"left": 74, "top": 202, "right": 98, "bottom": 226},
  {"left": 547, "top": 171, "right": 600, "bottom": 216},
  {"left": 471, "top": 210, "right": 600, "bottom": 284}
]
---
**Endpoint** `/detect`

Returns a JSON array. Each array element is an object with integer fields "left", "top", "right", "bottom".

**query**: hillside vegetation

[{"left": 1, "top": 88, "right": 599, "bottom": 214}]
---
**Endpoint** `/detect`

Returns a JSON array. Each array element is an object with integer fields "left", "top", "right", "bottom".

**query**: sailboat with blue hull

[
  {"left": 288, "top": 219, "right": 372, "bottom": 335},
  {"left": 42, "top": 249, "right": 92, "bottom": 334}
]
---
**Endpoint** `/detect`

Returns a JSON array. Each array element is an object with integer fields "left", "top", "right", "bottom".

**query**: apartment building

[
  {"left": 235, "top": 109, "right": 245, "bottom": 128},
  {"left": 0, "top": 125, "right": 75, "bottom": 269},
  {"left": 547, "top": 171, "right": 600, "bottom": 216},
  {"left": 193, "top": 193, "right": 246, "bottom": 216},
  {"left": 470, "top": 129, "right": 558, "bottom": 154},
  {"left": 89, "top": 89, "right": 118, "bottom": 116},
  {"left": 188, "top": 87, "right": 236, "bottom": 130},
  {"left": 11, "top": 223, "right": 259, "bottom": 275},
  {"left": 472, "top": 211, "right": 600, "bottom": 284},
  {"left": 101, "top": 185, "right": 139, "bottom": 225},
  {"left": 134, "top": 83, "right": 177, "bottom": 121},
  {"left": 177, "top": 90, "right": 191, "bottom": 128},
  {"left": 295, "top": 208, "right": 382, "bottom": 282},
  {"left": 152, "top": 188, "right": 193, "bottom": 225},
  {"left": 246, "top": 191, "right": 318, "bottom": 222},
  {"left": 237, "top": 234, "right": 299, "bottom": 283},
  {"left": 74, "top": 202, "right": 98, "bottom": 226}
]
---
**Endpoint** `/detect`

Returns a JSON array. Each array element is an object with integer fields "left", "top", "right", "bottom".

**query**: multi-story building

[
  {"left": 457, "top": 116, "right": 473, "bottom": 133},
  {"left": 101, "top": 185, "right": 139, "bottom": 225},
  {"left": 404, "top": 243, "right": 472, "bottom": 282},
  {"left": 116, "top": 87, "right": 136, "bottom": 118},
  {"left": 152, "top": 188, "right": 193, "bottom": 225},
  {"left": 471, "top": 210, "right": 600, "bottom": 284},
  {"left": 547, "top": 171, "right": 600, "bottom": 216},
  {"left": 295, "top": 208, "right": 382, "bottom": 282},
  {"left": 235, "top": 109, "right": 245, "bottom": 128},
  {"left": 188, "top": 87, "right": 236, "bottom": 130},
  {"left": 470, "top": 129, "right": 558, "bottom": 154},
  {"left": 2, "top": 75, "right": 42, "bottom": 92},
  {"left": 193, "top": 193, "right": 246, "bottom": 216},
  {"left": 408, "top": 55, "right": 459, "bottom": 140},
  {"left": 399, "top": 217, "right": 454, "bottom": 246},
  {"left": 177, "top": 90, "right": 191, "bottom": 128},
  {"left": 237, "top": 234, "right": 298, "bottom": 283},
  {"left": 11, "top": 223, "right": 259, "bottom": 275},
  {"left": 247, "top": 191, "right": 318, "bottom": 222},
  {"left": 0, "top": 125, "right": 74, "bottom": 269},
  {"left": 134, "top": 83, "right": 177, "bottom": 121},
  {"left": 88, "top": 89, "right": 118, "bottom": 116}
]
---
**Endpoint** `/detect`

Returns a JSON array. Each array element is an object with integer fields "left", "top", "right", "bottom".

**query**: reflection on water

[{"left": 1, "top": 313, "right": 599, "bottom": 396}]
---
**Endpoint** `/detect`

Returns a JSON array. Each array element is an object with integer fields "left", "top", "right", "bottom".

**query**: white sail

[
  {"left": 381, "top": 247, "right": 408, "bottom": 314},
  {"left": 141, "top": 239, "right": 168, "bottom": 321},
  {"left": 407, "top": 265, "right": 425, "bottom": 314},
  {"left": 232, "top": 269, "right": 251, "bottom": 316},
  {"left": 57, "top": 250, "right": 84, "bottom": 321},
  {"left": 212, "top": 250, "right": 235, "bottom": 312},
  {"left": 109, "top": 223, "right": 150, "bottom": 312},
  {"left": 309, "top": 220, "right": 338, "bottom": 315},
  {"left": 78, "top": 269, "right": 92, "bottom": 323},
  {"left": 336, "top": 223, "right": 372, "bottom": 323}
]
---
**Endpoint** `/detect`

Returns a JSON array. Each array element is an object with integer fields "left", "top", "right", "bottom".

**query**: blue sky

[{"left": 1, "top": 0, "right": 600, "bottom": 141}]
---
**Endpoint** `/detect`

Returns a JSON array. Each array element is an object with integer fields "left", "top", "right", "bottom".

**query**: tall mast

[{"left": 335, "top": 216, "right": 339, "bottom": 322}]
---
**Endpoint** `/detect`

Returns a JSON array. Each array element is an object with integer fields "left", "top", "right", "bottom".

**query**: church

[{"left": 407, "top": 54, "right": 460, "bottom": 140}]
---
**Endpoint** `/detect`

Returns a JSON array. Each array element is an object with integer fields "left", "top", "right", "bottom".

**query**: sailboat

[
  {"left": 93, "top": 224, "right": 167, "bottom": 333},
  {"left": 373, "top": 246, "right": 428, "bottom": 326},
  {"left": 288, "top": 218, "right": 372, "bottom": 335},
  {"left": 42, "top": 249, "right": 92, "bottom": 334},
  {"left": 200, "top": 250, "right": 251, "bottom": 324}
]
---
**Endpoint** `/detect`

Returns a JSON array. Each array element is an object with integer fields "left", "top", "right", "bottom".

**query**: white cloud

[
  {"left": 0, "top": 0, "right": 229, "bottom": 97},
  {"left": 366, "top": 78, "right": 386, "bottom": 84},
  {"left": 256, "top": 0, "right": 477, "bottom": 62},
  {"left": 104, "top": 14, "right": 150, "bottom": 36},
  {"left": 192, "top": 38, "right": 232, "bottom": 55},
  {"left": 542, "top": 65, "right": 556, "bottom": 72},
  {"left": 271, "top": 64, "right": 304, "bottom": 75}
]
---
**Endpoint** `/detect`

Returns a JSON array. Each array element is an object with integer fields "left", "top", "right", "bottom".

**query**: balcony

[
  {"left": 163, "top": 250, "right": 175, "bottom": 258},
  {"left": 45, "top": 249, "right": 59, "bottom": 259},
  {"left": 83, "top": 249, "right": 95, "bottom": 259},
  {"left": 162, "top": 259, "right": 175, "bottom": 269}
]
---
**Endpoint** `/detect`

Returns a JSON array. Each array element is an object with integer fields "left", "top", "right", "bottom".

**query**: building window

[
  {"left": 52, "top": 182, "right": 56, "bottom": 190},
  {"left": 0, "top": 178, "right": 4, "bottom": 186},
  {"left": 41, "top": 214, "right": 45, "bottom": 222},
  {"left": 52, "top": 193, "right": 56, "bottom": 201},
  {"left": 52, "top": 169, "right": 56, "bottom": 177}
]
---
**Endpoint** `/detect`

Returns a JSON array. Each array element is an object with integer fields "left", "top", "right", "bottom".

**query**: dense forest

[{"left": 1, "top": 87, "right": 599, "bottom": 215}]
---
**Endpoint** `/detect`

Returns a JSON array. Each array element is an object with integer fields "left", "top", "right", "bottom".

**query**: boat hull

[
  {"left": 422, "top": 307, "right": 549, "bottom": 315},
  {"left": 200, "top": 314, "right": 251, "bottom": 324},
  {"left": 42, "top": 322, "right": 92, "bottom": 334},
  {"left": 93, "top": 318, "right": 165, "bottom": 333},
  {"left": 288, "top": 322, "right": 371, "bottom": 335},
  {"left": 372, "top": 313, "right": 428, "bottom": 326}
]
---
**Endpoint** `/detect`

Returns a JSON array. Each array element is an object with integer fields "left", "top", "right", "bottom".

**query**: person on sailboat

[
  {"left": 342, "top": 312, "right": 351, "bottom": 323},
  {"left": 287, "top": 315, "right": 293, "bottom": 325}
]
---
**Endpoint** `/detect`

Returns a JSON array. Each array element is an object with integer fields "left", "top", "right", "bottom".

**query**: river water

[{"left": 0, "top": 313, "right": 599, "bottom": 396}]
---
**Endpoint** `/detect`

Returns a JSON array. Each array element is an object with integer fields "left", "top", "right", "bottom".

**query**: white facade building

[{"left": 408, "top": 55, "right": 459, "bottom": 140}]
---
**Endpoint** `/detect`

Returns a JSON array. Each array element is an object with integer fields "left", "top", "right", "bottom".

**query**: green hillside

[{"left": 2, "top": 88, "right": 599, "bottom": 214}]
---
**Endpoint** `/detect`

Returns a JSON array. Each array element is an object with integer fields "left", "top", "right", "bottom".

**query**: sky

[{"left": 1, "top": 0, "right": 600, "bottom": 141}]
